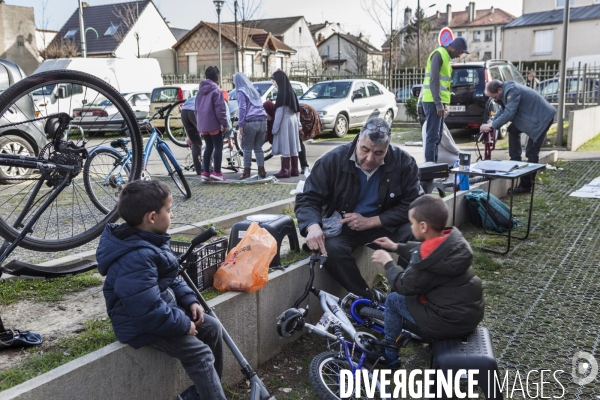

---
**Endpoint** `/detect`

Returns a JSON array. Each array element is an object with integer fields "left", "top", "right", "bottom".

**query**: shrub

[{"left": 405, "top": 96, "right": 419, "bottom": 121}]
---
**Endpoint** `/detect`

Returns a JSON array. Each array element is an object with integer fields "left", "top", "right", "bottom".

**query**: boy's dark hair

[
  {"left": 409, "top": 194, "right": 448, "bottom": 232},
  {"left": 118, "top": 180, "right": 171, "bottom": 227},
  {"left": 205, "top": 66, "right": 219, "bottom": 82}
]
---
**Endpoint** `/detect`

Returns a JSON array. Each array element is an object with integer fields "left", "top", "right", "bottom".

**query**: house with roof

[
  {"left": 503, "top": 0, "right": 600, "bottom": 63},
  {"left": 317, "top": 32, "right": 384, "bottom": 74},
  {"left": 391, "top": 2, "right": 516, "bottom": 65},
  {"left": 308, "top": 21, "right": 346, "bottom": 45},
  {"left": 172, "top": 21, "right": 296, "bottom": 78},
  {"left": 224, "top": 16, "right": 320, "bottom": 73},
  {"left": 0, "top": 3, "right": 39, "bottom": 75},
  {"left": 49, "top": 0, "right": 177, "bottom": 73}
]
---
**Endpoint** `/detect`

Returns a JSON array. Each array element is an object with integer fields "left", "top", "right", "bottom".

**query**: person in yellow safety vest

[{"left": 422, "top": 37, "right": 469, "bottom": 162}]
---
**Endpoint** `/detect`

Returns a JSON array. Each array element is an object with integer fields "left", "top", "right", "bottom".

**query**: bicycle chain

[{"left": 0, "top": 113, "right": 63, "bottom": 130}]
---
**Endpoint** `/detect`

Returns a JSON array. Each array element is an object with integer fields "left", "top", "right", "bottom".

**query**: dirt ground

[{"left": 1, "top": 278, "right": 107, "bottom": 372}]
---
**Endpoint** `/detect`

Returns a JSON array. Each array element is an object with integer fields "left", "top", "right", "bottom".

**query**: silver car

[
  {"left": 0, "top": 59, "right": 47, "bottom": 181},
  {"left": 299, "top": 79, "right": 398, "bottom": 138},
  {"left": 72, "top": 92, "right": 151, "bottom": 132}
]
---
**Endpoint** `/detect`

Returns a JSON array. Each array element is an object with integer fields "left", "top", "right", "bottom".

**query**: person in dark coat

[
  {"left": 371, "top": 195, "right": 484, "bottom": 366},
  {"left": 295, "top": 117, "right": 420, "bottom": 299},
  {"left": 271, "top": 70, "right": 301, "bottom": 178},
  {"left": 96, "top": 180, "right": 226, "bottom": 400},
  {"left": 480, "top": 80, "right": 556, "bottom": 194}
]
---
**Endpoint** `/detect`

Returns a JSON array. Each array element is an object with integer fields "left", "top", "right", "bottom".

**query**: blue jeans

[
  {"left": 384, "top": 292, "right": 417, "bottom": 346},
  {"left": 507, "top": 122, "right": 550, "bottom": 189},
  {"left": 148, "top": 314, "right": 225, "bottom": 400},
  {"left": 423, "top": 102, "right": 444, "bottom": 162},
  {"left": 202, "top": 132, "right": 224, "bottom": 174}
]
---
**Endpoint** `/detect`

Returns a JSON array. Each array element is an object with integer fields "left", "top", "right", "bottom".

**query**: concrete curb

[{"left": 1, "top": 154, "right": 557, "bottom": 399}]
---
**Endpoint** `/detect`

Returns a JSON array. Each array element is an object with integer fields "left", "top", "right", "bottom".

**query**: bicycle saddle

[{"left": 110, "top": 137, "right": 131, "bottom": 148}]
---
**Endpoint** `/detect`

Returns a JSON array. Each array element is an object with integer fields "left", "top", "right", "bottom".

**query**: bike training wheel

[
  {"left": 0, "top": 70, "right": 142, "bottom": 251},
  {"left": 309, "top": 351, "right": 384, "bottom": 400},
  {"left": 233, "top": 129, "right": 273, "bottom": 162},
  {"left": 83, "top": 148, "right": 131, "bottom": 215},
  {"left": 158, "top": 146, "right": 191, "bottom": 199},
  {"left": 165, "top": 100, "right": 188, "bottom": 148}
]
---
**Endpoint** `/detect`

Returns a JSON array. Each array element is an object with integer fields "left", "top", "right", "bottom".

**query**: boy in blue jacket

[{"left": 96, "top": 180, "right": 225, "bottom": 400}]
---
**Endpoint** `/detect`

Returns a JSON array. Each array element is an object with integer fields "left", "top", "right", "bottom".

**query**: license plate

[{"left": 449, "top": 105, "right": 466, "bottom": 112}]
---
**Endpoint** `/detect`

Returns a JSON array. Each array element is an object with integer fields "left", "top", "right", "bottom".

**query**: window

[
  {"left": 473, "top": 31, "right": 481, "bottom": 42},
  {"left": 556, "top": 0, "right": 574, "bottom": 7},
  {"left": 291, "top": 84, "right": 305, "bottom": 96},
  {"left": 510, "top": 65, "right": 526, "bottom": 84},
  {"left": 367, "top": 82, "right": 382, "bottom": 96},
  {"left": 327, "top": 45, "right": 330, "bottom": 58},
  {"left": 244, "top": 53, "right": 254, "bottom": 75},
  {"left": 104, "top": 24, "right": 120, "bottom": 36},
  {"left": 483, "top": 52, "right": 492, "bottom": 60},
  {"left": 452, "top": 68, "right": 480, "bottom": 86},
  {"left": 262, "top": 57, "right": 267, "bottom": 77},
  {"left": 485, "top": 30, "right": 493, "bottom": 42},
  {"left": 276, "top": 56, "right": 283, "bottom": 71},
  {"left": 456, "top": 31, "right": 464, "bottom": 37},
  {"left": 187, "top": 55, "right": 197, "bottom": 75},
  {"left": 17, "top": 36, "right": 25, "bottom": 47},
  {"left": 489, "top": 67, "right": 502, "bottom": 80},
  {"left": 299, "top": 27, "right": 302, "bottom": 34},
  {"left": 353, "top": 81, "right": 368, "bottom": 97},
  {"left": 499, "top": 65, "right": 515, "bottom": 81},
  {"left": 534, "top": 29, "right": 553, "bottom": 55},
  {"left": 64, "top": 29, "right": 78, "bottom": 39}
]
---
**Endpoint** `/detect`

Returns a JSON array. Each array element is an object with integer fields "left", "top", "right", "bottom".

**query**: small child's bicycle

[
  {"left": 276, "top": 253, "right": 421, "bottom": 399},
  {"left": 177, "top": 227, "right": 276, "bottom": 400},
  {"left": 474, "top": 122, "right": 498, "bottom": 162}
]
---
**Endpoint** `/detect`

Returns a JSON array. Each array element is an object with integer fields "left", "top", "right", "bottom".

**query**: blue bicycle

[{"left": 83, "top": 104, "right": 191, "bottom": 214}]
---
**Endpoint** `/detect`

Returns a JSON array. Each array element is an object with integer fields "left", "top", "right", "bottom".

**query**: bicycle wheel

[
  {"left": 157, "top": 144, "right": 191, "bottom": 199},
  {"left": 233, "top": 129, "right": 273, "bottom": 162},
  {"left": 358, "top": 307, "right": 385, "bottom": 325},
  {"left": 165, "top": 100, "right": 188, "bottom": 147},
  {"left": 309, "top": 351, "right": 383, "bottom": 400},
  {"left": 83, "top": 147, "right": 131, "bottom": 215},
  {"left": 0, "top": 70, "right": 142, "bottom": 251}
]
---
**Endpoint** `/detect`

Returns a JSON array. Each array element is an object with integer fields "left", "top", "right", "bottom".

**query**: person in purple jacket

[
  {"left": 233, "top": 72, "right": 268, "bottom": 179},
  {"left": 195, "top": 66, "right": 230, "bottom": 181}
]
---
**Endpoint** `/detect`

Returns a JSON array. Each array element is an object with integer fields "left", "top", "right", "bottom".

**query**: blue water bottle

[{"left": 458, "top": 153, "right": 471, "bottom": 191}]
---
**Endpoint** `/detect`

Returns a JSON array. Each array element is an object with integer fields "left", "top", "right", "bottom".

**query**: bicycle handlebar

[{"left": 177, "top": 227, "right": 218, "bottom": 264}]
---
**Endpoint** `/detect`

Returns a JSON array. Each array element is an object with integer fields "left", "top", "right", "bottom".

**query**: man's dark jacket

[
  {"left": 97, "top": 223, "right": 198, "bottom": 349},
  {"left": 385, "top": 228, "right": 485, "bottom": 339},
  {"left": 295, "top": 136, "right": 420, "bottom": 236}
]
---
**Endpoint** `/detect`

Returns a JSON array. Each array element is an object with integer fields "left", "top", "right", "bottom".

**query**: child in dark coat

[
  {"left": 96, "top": 180, "right": 225, "bottom": 400},
  {"left": 371, "top": 194, "right": 484, "bottom": 366}
]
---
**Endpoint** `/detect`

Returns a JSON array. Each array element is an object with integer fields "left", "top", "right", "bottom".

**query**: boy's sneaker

[
  {"left": 380, "top": 342, "right": 401, "bottom": 368},
  {"left": 178, "top": 385, "right": 201, "bottom": 400},
  {"left": 210, "top": 171, "right": 226, "bottom": 181},
  {"left": 200, "top": 172, "right": 210, "bottom": 181}
]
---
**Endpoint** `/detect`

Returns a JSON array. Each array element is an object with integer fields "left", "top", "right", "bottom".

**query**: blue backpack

[{"left": 465, "top": 189, "right": 519, "bottom": 233}]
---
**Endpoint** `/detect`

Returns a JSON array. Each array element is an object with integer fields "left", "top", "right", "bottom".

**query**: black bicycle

[{"left": 0, "top": 69, "right": 142, "bottom": 274}]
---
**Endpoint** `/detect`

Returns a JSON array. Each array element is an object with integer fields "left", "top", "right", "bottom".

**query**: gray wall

[{"left": 0, "top": 4, "right": 40, "bottom": 75}]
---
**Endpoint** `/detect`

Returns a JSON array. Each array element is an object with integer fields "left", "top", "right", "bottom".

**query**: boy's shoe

[
  {"left": 368, "top": 288, "right": 387, "bottom": 304},
  {"left": 178, "top": 385, "right": 201, "bottom": 400},
  {"left": 380, "top": 347, "right": 402, "bottom": 369},
  {"left": 200, "top": 172, "right": 210, "bottom": 181},
  {"left": 210, "top": 172, "right": 226, "bottom": 181},
  {"left": 510, "top": 185, "right": 532, "bottom": 195}
]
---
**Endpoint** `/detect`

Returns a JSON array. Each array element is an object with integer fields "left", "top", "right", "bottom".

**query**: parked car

[
  {"left": 228, "top": 80, "right": 308, "bottom": 122},
  {"left": 72, "top": 92, "right": 151, "bottom": 132},
  {"left": 415, "top": 60, "right": 525, "bottom": 137},
  {"left": 149, "top": 84, "right": 198, "bottom": 128},
  {"left": 394, "top": 85, "right": 419, "bottom": 103},
  {"left": 536, "top": 77, "right": 599, "bottom": 103},
  {"left": 299, "top": 79, "right": 397, "bottom": 137},
  {"left": 0, "top": 59, "right": 47, "bottom": 181}
]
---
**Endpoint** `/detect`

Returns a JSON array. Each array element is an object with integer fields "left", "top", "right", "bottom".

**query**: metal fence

[{"left": 162, "top": 62, "right": 600, "bottom": 107}]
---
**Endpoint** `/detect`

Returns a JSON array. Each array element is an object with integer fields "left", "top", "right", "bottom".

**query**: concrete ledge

[{"left": 1, "top": 159, "right": 556, "bottom": 398}]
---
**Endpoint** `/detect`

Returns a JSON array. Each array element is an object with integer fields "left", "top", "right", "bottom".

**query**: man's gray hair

[
  {"left": 359, "top": 117, "right": 391, "bottom": 146},
  {"left": 486, "top": 80, "right": 504, "bottom": 94}
]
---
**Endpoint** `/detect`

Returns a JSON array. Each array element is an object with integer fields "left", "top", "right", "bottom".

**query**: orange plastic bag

[{"left": 213, "top": 222, "right": 277, "bottom": 293}]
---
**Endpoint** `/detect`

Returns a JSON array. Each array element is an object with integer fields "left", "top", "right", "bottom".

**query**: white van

[{"left": 31, "top": 58, "right": 163, "bottom": 133}]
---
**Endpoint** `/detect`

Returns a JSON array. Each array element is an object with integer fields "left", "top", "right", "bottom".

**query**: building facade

[
  {"left": 0, "top": 4, "right": 39, "bottom": 75},
  {"left": 318, "top": 33, "right": 383, "bottom": 74}
]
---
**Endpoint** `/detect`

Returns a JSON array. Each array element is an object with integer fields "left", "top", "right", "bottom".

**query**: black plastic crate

[{"left": 170, "top": 237, "right": 228, "bottom": 291}]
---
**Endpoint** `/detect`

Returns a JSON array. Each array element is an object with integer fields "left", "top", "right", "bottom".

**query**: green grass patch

[
  {"left": 278, "top": 249, "right": 310, "bottom": 267},
  {"left": 0, "top": 318, "right": 116, "bottom": 391},
  {"left": 0, "top": 271, "right": 102, "bottom": 306},
  {"left": 576, "top": 132, "right": 600, "bottom": 152}
]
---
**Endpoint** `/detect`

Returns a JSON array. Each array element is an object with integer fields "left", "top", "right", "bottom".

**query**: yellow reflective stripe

[
  {"left": 424, "top": 74, "right": 450, "bottom": 81},
  {"left": 423, "top": 85, "right": 449, "bottom": 91}
]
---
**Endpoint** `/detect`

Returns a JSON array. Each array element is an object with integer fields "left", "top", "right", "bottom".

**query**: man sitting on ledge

[{"left": 295, "top": 117, "right": 420, "bottom": 300}]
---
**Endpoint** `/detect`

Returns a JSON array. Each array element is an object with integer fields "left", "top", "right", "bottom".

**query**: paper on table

[{"left": 473, "top": 160, "right": 530, "bottom": 172}]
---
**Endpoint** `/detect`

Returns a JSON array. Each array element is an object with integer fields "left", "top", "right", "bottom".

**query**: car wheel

[
  {"left": 0, "top": 136, "right": 35, "bottom": 182},
  {"left": 333, "top": 114, "right": 348, "bottom": 138},
  {"left": 383, "top": 109, "right": 394, "bottom": 126}
]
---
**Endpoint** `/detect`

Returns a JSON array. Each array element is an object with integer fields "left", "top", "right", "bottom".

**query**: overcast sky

[{"left": 10, "top": 0, "right": 523, "bottom": 48}]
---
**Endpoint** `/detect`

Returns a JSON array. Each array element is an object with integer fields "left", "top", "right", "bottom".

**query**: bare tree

[
  {"left": 400, "top": 8, "right": 435, "bottom": 68},
  {"left": 348, "top": 36, "right": 369, "bottom": 75},
  {"left": 360, "top": 0, "right": 402, "bottom": 86},
  {"left": 112, "top": 2, "right": 149, "bottom": 58},
  {"left": 39, "top": 38, "right": 79, "bottom": 59},
  {"left": 307, "top": 50, "right": 327, "bottom": 75},
  {"left": 226, "top": 0, "right": 265, "bottom": 73}
]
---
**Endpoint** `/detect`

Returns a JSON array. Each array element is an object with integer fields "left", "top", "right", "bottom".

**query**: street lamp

[
  {"left": 417, "top": 2, "right": 436, "bottom": 69},
  {"left": 213, "top": 0, "right": 225, "bottom": 85}
]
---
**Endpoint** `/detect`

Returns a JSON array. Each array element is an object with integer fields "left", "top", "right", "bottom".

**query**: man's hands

[
  {"left": 186, "top": 138, "right": 192, "bottom": 147},
  {"left": 480, "top": 124, "right": 492, "bottom": 132},
  {"left": 372, "top": 237, "right": 398, "bottom": 252},
  {"left": 306, "top": 224, "right": 326, "bottom": 255},
  {"left": 339, "top": 213, "right": 372, "bottom": 231},
  {"left": 436, "top": 106, "right": 445, "bottom": 117},
  {"left": 188, "top": 321, "right": 198, "bottom": 335},
  {"left": 371, "top": 249, "right": 393, "bottom": 265}
]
